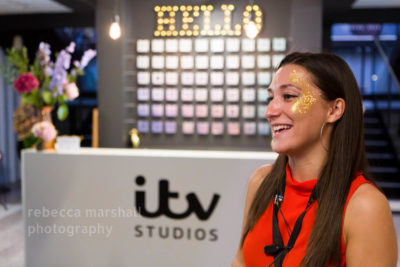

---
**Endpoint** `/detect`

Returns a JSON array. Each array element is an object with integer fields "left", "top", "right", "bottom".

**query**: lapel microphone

[
  {"left": 264, "top": 244, "right": 283, "bottom": 255},
  {"left": 264, "top": 244, "right": 291, "bottom": 256}
]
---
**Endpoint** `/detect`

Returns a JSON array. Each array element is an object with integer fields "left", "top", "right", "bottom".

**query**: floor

[
  {"left": 0, "top": 183, "right": 23, "bottom": 267},
  {"left": 1, "top": 188, "right": 400, "bottom": 267}
]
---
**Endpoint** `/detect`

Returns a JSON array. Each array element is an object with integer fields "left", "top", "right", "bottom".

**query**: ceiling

[
  {"left": 352, "top": 0, "right": 400, "bottom": 8},
  {"left": 0, "top": 0, "right": 95, "bottom": 15},
  {"left": 0, "top": 0, "right": 71, "bottom": 15}
]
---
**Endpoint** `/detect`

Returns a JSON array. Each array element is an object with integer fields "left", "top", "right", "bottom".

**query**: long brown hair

[{"left": 242, "top": 52, "right": 373, "bottom": 266}]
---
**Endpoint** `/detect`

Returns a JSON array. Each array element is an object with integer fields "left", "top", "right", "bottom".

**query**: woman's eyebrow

[{"left": 267, "top": 84, "right": 302, "bottom": 93}]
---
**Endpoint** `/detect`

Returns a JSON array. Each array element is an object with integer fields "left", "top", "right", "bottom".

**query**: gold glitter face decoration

[{"left": 289, "top": 69, "right": 317, "bottom": 115}]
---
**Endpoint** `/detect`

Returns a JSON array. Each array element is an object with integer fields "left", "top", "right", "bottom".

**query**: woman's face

[{"left": 265, "top": 64, "right": 331, "bottom": 156}]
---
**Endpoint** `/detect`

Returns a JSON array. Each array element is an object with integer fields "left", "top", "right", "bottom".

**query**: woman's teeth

[{"left": 273, "top": 125, "right": 292, "bottom": 133}]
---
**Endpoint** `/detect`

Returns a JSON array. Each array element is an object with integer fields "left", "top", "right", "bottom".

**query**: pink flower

[
  {"left": 14, "top": 73, "right": 39, "bottom": 94},
  {"left": 31, "top": 121, "right": 57, "bottom": 142},
  {"left": 63, "top": 82, "right": 79, "bottom": 100}
]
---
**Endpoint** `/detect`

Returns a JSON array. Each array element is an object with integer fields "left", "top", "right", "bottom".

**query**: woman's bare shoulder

[
  {"left": 346, "top": 183, "right": 390, "bottom": 218},
  {"left": 247, "top": 164, "right": 273, "bottom": 191},
  {"left": 344, "top": 183, "right": 397, "bottom": 266}
]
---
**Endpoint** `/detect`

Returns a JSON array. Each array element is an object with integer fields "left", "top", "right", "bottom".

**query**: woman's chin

[{"left": 271, "top": 145, "right": 289, "bottom": 155}]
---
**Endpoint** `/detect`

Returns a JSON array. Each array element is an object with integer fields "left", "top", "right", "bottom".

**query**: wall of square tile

[{"left": 123, "top": 37, "right": 287, "bottom": 149}]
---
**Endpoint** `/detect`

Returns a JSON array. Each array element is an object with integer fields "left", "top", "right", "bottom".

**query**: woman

[{"left": 231, "top": 52, "right": 397, "bottom": 267}]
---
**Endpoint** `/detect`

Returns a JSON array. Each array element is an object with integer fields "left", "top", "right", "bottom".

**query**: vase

[{"left": 37, "top": 106, "right": 56, "bottom": 151}]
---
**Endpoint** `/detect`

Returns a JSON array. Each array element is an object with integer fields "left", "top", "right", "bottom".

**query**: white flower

[
  {"left": 64, "top": 82, "right": 79, "bottom": 101},
  {"left": 66, "top": 42, "right": 76, "bottom": 53},
  {"left": 32, "top": 121, "right": 57, "bottom": 142}
]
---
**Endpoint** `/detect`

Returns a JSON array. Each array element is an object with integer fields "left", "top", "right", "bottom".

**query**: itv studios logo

[{"left": 133, "top": 175, "right": 221, "bottom": 241}]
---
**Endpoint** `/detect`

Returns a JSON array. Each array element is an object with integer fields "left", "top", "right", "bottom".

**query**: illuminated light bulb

[
  {"left": 194, "top": 6, "right": 199, "bottom": 11},
  {"left": 109, "top": 15, "right": 121, "bottom": 40},
  {"left": 246, "top": 5, "right": 252, "bottom": 11},
  {"left": 161, "top": 31, "right": 166, "bottom": 36},
  {"left": 183, "top": 11, "right": 189, "bottom": 16},
  {"left": 235, "top": 24, "right": 241, "bottom": 30},
  {"left": 170, "top": 25, "right": 175, "bottom": 30},
  {"left": 193, "top": 11, "right": 199, "bottom": 16},
  {"left": 170, "top": 18, "right": 175, "bottom": 23},
  {"left": 167, "top": 31, "right": 172, "bottom": 35},
  {"left": 246, "top": 20, "right": 258, "bottom": 39},
  {"left": 182, "top": 24, "right": 189, "bottom": 30},
  {"left": 154, "top": 6, "right": 160, "bottom": 12},
  {"left": 129, "top": 128, "right": 140, "bottom": 148},
  {"left": 161, "top": 6, "right": 167, "bottom": 11},
  {"left": 207, "top": 5, "right": 213, "bottom": 10},
  {"left": 221, "top": 30, "right": 226, "bottom": 35},
  {"left": 215, "top": 24, "right": 222, "bottom": 30},
  {"left": 157, "top": 11, "right": 163, "bottom": 17},
  {"left": 179, "top": 30, "right": 185, "bottom": 36},
  {"left": 256, "top": 11, "right": 262, "bottom": 16},
  {"left": 243, "top": 18, "right": 249, "bottom": 23},
  {"left": 193, "top": 24, "right": 199, "bottom": 30},
  {"left": 255, "top": 17, "right": 262, "bottom": 23},
  {"left": 201, "top": 5, "right": 206, "bottom": 11},
  {"left": 187, "top": 30, "right": 193, "bottom": 36},
  {"left": 188, "top": 17, "right": 194, "bottom": 23},
  {"left": 167, "top": 6, "right": 172, "bottom": 11},
  {"left": 200, "top": 30, "right": 206, "bottom": 35},
  {"left": 157, "top": 18, "right": 163, "bottom": 24},
  {"left": 163, "top": 18, "right": 169, "bottom": 24},
  {"left": 254, "top": 5, "right": 260, "bottom": 10},
  {"left": 154, "top": 31, "right": 160, "bottom": 36},
  {"left": 180, "top": 6, "right": 186, "bottom": 11},
  {"left": 187, "top": 6, "right": 193, "bottom": 11},
  {"left": 235, "top": 30, "right": 241, "bottom": 36},
  {"left": 228, "top": 4, "right": 234, "bottom": 11},
  {"left": 243, "top": 11, "right": 249, "bottom": 16},
  {"left": 169, "top": 12, "right": 175, "bottom": 16},
  {"left": 173, "top": 6, "right": 178, "bottom": 11},
  {"left": 172, "top": 31, "right": 178, "bottom": 36},
  {"left": 193, "top": 31, "right": 199, "bottom": 36}
]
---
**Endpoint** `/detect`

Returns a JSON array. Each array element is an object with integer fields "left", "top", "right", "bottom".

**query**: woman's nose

[{"left": 265, "top": 98, "right": 280, "bottom": 119}]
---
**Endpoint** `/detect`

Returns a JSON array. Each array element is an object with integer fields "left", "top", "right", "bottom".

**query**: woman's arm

[
  {"left": 231, "top": 164, "right": 272, "bottom": 267},
  {"left": 344, "top": 183, "right": 398, "bottom": 267}
]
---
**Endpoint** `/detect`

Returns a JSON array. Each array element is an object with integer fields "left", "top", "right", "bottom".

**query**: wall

[{"left": 96, "top": 0, "right": 322, "bottom": 148}]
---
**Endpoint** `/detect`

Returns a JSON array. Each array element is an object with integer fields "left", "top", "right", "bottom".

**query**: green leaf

[
  {"left": 23, "top": 133, "right": 41, "bottom": 148},
  {"left": 21, "top": 93, "right": 35, "bottom": 105},
  {"left": 57, "top": 94, "right": 65, "bottom": 104},
  {"left": 42, "top": 91, "right": 53, "bottom": 104},
  {"left": 6, "top": 47, "right": 29, "bottom": 75},
  {"left": 57, "top": 104, "right": 69, "bottom": 121}
]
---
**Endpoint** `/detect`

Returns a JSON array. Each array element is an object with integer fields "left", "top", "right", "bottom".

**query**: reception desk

[{"left": 22, "top": 148, "right": 277, "bottom": 267}]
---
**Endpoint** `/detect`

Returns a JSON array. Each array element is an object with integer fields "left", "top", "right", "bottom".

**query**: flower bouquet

[{"left": 4, "top": 42, "right": 96, "bottom": 148}]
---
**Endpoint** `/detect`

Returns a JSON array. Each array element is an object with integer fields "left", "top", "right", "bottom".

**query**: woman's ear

[{"left": 327, "top": 98, "right": 345, "bottom": 123}]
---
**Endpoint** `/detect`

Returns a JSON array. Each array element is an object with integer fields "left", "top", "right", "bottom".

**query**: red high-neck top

[{"left": 242, "top": 164, "right": 369, "bottom": 266}]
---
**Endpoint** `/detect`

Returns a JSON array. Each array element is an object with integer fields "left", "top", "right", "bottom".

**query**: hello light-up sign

[{"left": 154, "top": 4, "right": 262, "bottom": 37}]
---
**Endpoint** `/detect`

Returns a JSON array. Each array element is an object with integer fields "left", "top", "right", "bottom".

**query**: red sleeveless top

[{"left": 242, "top": 164, "right": 370, "bottom": 266}]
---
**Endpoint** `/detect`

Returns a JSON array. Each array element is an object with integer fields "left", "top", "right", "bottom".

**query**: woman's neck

[{"left": 288, "top": 147, "right": 328, "bottom": 182}]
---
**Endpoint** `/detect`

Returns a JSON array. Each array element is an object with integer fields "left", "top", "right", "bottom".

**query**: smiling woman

[{"left": 231, "top": 52, "right": 398, "bottom": 267}]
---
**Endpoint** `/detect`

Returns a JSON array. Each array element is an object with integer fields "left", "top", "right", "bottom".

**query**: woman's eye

[{"left": 283, "top": 94, "right": 298, "bottom": 100}]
